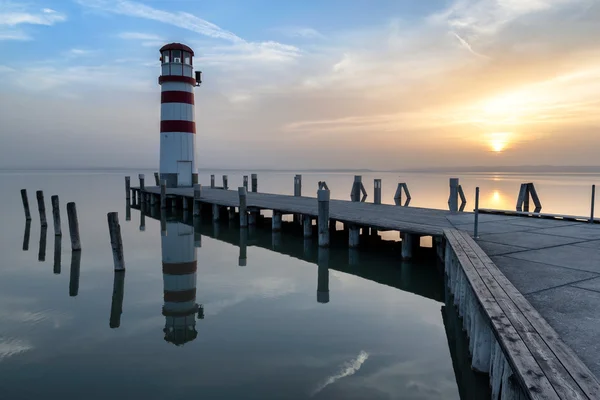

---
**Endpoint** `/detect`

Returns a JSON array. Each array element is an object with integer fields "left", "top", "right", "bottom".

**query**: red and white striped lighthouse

[
  {"left": 158, "top": 43, "right": 201, "bottom": 187},
  {"left": 162, "top": 221, "right": 200, "bottom": 345}
]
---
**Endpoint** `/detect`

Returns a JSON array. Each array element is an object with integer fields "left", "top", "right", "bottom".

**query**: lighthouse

[
  {"left": 162, "top": 220, "right": 201, "bottom": 345},
  {"left": 158, "top": 43, "right": 201, "bottom": 187}
]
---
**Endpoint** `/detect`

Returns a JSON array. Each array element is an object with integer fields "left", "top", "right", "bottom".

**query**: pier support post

[
  {"left": 107, "top": 212, "right": 125, "bottom": 271},
  {"left": 249, "top": 211, "right": 257, "bottom": 226},
  {"left": 154, "top": 172, "right": 160, "bottom": 186},
  {"left": 228, "top": 207, "right": 236, "bottom": 221},
  {"left": 401, "top": 232, "right": 415, "bottom": 261},
  {"left": 303, "top": 216, "right": 312, "bottom": 238},
  {"left": 239, "top": 187, "right": 248, "bottom": 227},
  {"left": 212, "top": 204, "right": 220, "bottom": 221},
  {"left": 67, "top": 202, "right": 81, "bottom": 251},
  {"left": 21, "top": 189, "right": 32, "bottom": 221},
  {"left": 210, "top": 175, "right": 215, "bottom": 188},
  {"left": 272, "top": 211, "right": 282, "bottom": 232},
  {"left": 449, "top": 178, "right": 459, "bottom": 212},
  {"left": 36, "top": 190, "right": 47, "bottom": 227},
  {"left": 125, "top": 177, "right": 130, "bottom": 200},
  {"left": 317, "top": 247, "right": 330, "bottom": 303},
  {"left": 243, "top": 175, "right": 248, "bottom": 190},
  {"left": 251, "top": 174, "right": 258, "bottom": 193},
  {"left": 223, "top": 175, "right": 228, "bottom": 190},
  {"left": 318, "top": 189, "right": 330, "bottom": 247},
  {"left": 160, "top": 180, "right": 166, "bottom": 209},
  {"left": 349, "top": 225, "right": 360, "bottom": 248},
  {"left": 183, "top": 197, "right": 189, "bottom": 211},
  {"left": 51, "top": 195, "right": 61, "bottom": 236},
  {"left": 193, "top": 184, "right": 202, "bottom": 216}
]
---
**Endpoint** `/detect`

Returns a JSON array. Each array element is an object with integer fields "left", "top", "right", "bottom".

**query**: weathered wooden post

[
  {"left": 109, "top": 270, "right": 125, "bottom": 328},
  {"left": 243, "top": 175, "right": 248, "bottom": 190},
  {"left": 66, "top": 202, "right": 81, "bottom": 251},
  {"left": 107, "top": 212, "right": 125, "bottom": 271},
  {"left": 351, "top": 176, "right": 361, "bottom": 201},
  {"left": 239, "top": 228, "right": 247, "bottom": 266},
  {"left": 210, "top": 174, "right": 215, "bottom": 188},
  {"left": 374, "top": 179, "right": 382, "bottom": 205},
  {"left": 448, "top": 178, "right": 459, "bottom": 212},
  {"left": 53, "top": 235, "right": 61, "bottom": 274},
  {"left": 154, "top": 172, "right": 160, "bottom": 186},
  {"left": 251, "top": 173, "right": 258, "bottom": 192},
  {"left": 22, "top": 220, "right": 31, "bottom": 251},
  {"left": 69, "top": 250, "right": 81, "bottom": 297},
  {"left": 20, "top": 189, "right": 32, "bottom": 221},
  {"left": 239, "top": 187, "right": 248, "bottom": 227},
  {"left": 193, "top": 184, "right": 202, "bottom": 216},
  {"left": 474, "top": 187, "right": 480, "bottom": 238},
  {"left": 160, "top": 180, "right": 166, "bottom": 209},
  {"left": 591, "top": 184, "right": 596, "bottom": 224},
  {"left": 160, "top": 210, "right": 167, "bottom": 237},
  {"left": 139, "top": 173, "right": 145, "bottom": 196},
  {"left": 125, "top": 177, "right": 130, "bottom": 200},
  {"left": 318, "top": 189, "right": 330, "bottom": 247},
  {"left": 36, "top": 190, "right": 47, "bottom": 227},
  {"left": 294, "top": 175, "right": 302, "bottom": 197},
  {"left": 212, "top": 204, "right": 220, "bottom": 221},
  {"left": 249, "top": 210, "right": 258, "bottom": 226},
  {"left": 349, "top": 225, "right": 360, "bottom": 248},
  {"left": 125, "top": 201, "right": 131, "bottom": 221},
  {"left": 38, "top": 225, "right": 47, "bottom": 262},
  {"left": 222, "top": 175, "right": 228, "bottom": 190},
  {"left": 50, "top": 195, "right": 61, "bottom": 236},
  {"left": 272, "top": 210, "right": 282, "bottom": 232},
  {"left": 401, "top": 232, "right": 415, "bottom": 261},
  {"left": 303, "top": 217, "right": 312, "bottom": 238},
  {"left": 317, "top": 247, "right": 330, "bottom": 303}
]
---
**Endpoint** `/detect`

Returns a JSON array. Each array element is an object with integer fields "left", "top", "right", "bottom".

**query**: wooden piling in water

[
  {"left": 318, "top": 189, "right": 330, "bottom": 247},
  {"left": 139, "top": 174, "right": 145, "bottom": 192},
  {"left": 21, "top": 189, "right": 32, "bottom": 221},
  {"left": 210, "top": 175, "right": 215, "bottom": 188},
  {"left": 239, "top": 187, "right": 248, "bottom": 227},
  {"left": 223, "top": 175, "right": 228, "bottom": 190},
  {"left": 374, "top": 179, "right": 382, "bottom": 205},
  {"left": 272, "top": 210, "right": 282, "bottom": 232},
  {"left": 107, "top": 212, "right": 125, "bottom": 271},
  {"left": 193, "top": 184, "right": 202, "bottom": 216},
  {"left": 38, "top": 225, "right": 47, "bottom": 262},
  {"left": 212, "top": 204, "right": 220, "bottom": 221},
  {"left": 36, "top": 190, "right": 47, "bottom": 227},
  {"left": 160, "top": 180, "right": 166, "bottom": 209},
  {"left": 449, "top": 178, "right": 459, "bottom": 212},
  {"left": 249, "top": 211, "right": 258, "bottom": 226},
  {"left": 294, "top": 175, "right": 302, "bottom": 197},
  {"left": 125, "top": 177, "right": 130, "bottom": 200},
  {"left": 154, "top": 172, "right": 160, "bottom": 186},
  {"left": 66, "top": 202, "right": 81, "bottom": 251},
  {"left": 22, "top": 220, "right": 31, "bottom": 251},
  {"left": 303, "top": 217, "right": 312, "bottom": 238},
  {"left": 351, "top": 176, "right": 362, "bottom": 202},
  {"left": 251, "top": 174, "right": 258, "bottom": 192},
  {"left": 51, "top": 195, "right": 61, "bottom": 236},
  {"left": 349, "top": 225, "right": 360, "bottom": 248},
  {"left": 401, "top": 232, "right": 414, "bottom": 260}
]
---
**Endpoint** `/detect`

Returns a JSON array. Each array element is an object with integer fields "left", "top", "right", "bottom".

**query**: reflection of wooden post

[
  {"left": 349, "top": 225, "right": 360, "bottom": 248},
  {"left": 67, "top": 202, "right": 81, "bottom": 251},
  {"left": 53, "top": 235, "right": 61, "bottom": 274},
  {"left": 36, "top": 190, "right": 47, "bottom": 227},
  {"left": 193, "top": 184, "right": 202, "bottom": 216},
  {"left": 317, "top": 247, "right": 329, "bottom": 303},
  {"left": 125, "top": 177, "right": 130, "bottom": 200},
  {"left": 109, "top": 271, "right": 125, "bottom": 328},
  {"left": 38, "top": 226, "right": 47, "bottom": 262},
  {"left": 22, "top": 220, "right": 31, "bottom": 251},
  {"left": 51, "top": 195, "right": 62, "bottom": 236},
  {"left": 126, "top": 201, "right": 131, "bottom": 221},
  {"left": 318, "top": 189, "right": 330, "bottom": 247},
  {"left": 160, "top": 210, "right": 167, "bottom": 237},
  {"left": 239, "top": 187, "right": 248, "bottom": 227},
  {"left": 21, "top": 189, "right": 32, "bottom": 221},
  {"left": 212, "top": 204, "right": 220, "bottom": 221},
  {"left": 239, "top": 228, "right": 247, "bottom": 266},
  {"left": 108, "top": 212, "right": 125, "bottom": 271},
  {"left": 401, "top": 232, "right": 416, "bottom": 261},
  {"left": 272, "top": 210, "right": 282, "bottom": 232},
  {"left": 303, "top": 216, "right": 312, "bottom": 238},
  {"left": 160, "top": 180, "right": 166, "bottom": 209},
  {"left": 69, "top": 250, "right": 81, "bottom": 297}
]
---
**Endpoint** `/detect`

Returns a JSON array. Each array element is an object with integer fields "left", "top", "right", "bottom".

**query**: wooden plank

[
  {"left": 479, "top": 208, "right": 595, "bottom": 223},
  {"left": 459, "top": 230, "right": 600, "bottom": 399}
]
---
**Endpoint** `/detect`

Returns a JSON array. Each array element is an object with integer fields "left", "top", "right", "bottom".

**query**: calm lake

[{"left": 1, "top": 169, "right": 597, "bottom": 399}]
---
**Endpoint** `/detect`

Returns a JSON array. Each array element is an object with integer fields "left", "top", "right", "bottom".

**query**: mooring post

[
  {"left": 212, "top": 204, "right": 220, "bottom": 221},
  {"left": 53, "top": 235, "right": 61, "bottom": 274},
  {"left": 38, "top": 225, "right": 47, "bottom": 262},
  {"left": 66, "top": 202, "right": 81, "bottom": 251},
  {"left": 318, "top": 189, "right": 330, "bottom": 247},
  {"left": 69, "top": 250, "right": 81, "bottom": 297},
  {"left": 107, "top": 212, "right": 125, "bottom": 271},
  {"left": 160, "top": 180, "right": 166, "bottom": 209},
  {"left": 109, "top": 270, "right": 125, "bottom": 328},
  {"left": 349, "top": 225, "right": 360, "bottom": 248},
  {"left": 126, "top": 201, "right": 131, "bottom": 221},
  {"left": 303, "top": 216, "right": 312, "bottom": 238},
  {"left": 125, "top": 177, "right": 130, "bottom": 200},
  {"left": 401, "top": 232, "right": 414, "bottom": 261},
  {"left": 449, "top": 178, "right": 459, "bottom": 212},
  {"left": 474, "top": 187, "right": 480, "bottom": 238},
  {"left": 251, "top": 173, "right": 258, "bottom": 192},
  {"left": 21, "top": 189, "right": 32, "bottom": 221},
  {"left": 210, "top": 174, "right": 215, "bottom": 188},
  {"left": 374, "top": 179, "right": 382, "bottom": 205},
  {"left": 591, "top": 184, "right": 596, "bottom": 224},
  {"left": 139, "top": 174, "right": 145, "bottom": 192},
  {"left": 272, "top": 210, "right": 282, "bottom": 232},
  {"left": 239, "top": 187, "right": 248, "bottom": 227},
  {"left": 294, "top": 175, "right": 302, "bottom": 197},
  {"left": 154, "top": 172, "right": 160, "bottom": 186},
  {"left": 317, "top": 247, "right": 330, "bottom": 303},
  {"left": 351, "top": 175, "right": 362, "bottom": 201},
  {"left": 36, "top": 190, "right": 47, "bottom": 227},
  {"left": 193, "top": 184, "right": 202, "bottom": 216},
  {"left": 51, "top": 195, "right": 61, "bottom": 236},
  {"left": 243, "top": 175, "right": 248, "bottom": 190},
  {"left": 223, "top": 175, "right": 228, "bottom": 190}
]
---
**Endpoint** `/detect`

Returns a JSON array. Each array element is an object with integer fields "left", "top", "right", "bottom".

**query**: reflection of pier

[{"left": 162, "top": 220, "right": 202, "bottom": 345}]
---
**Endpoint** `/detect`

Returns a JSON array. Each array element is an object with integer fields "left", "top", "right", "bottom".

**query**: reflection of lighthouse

[{"left": 162, "top": 221, "right": 202, "bottom": 345}]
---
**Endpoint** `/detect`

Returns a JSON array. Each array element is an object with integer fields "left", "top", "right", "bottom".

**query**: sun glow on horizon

[{"left": 486, "top": 132, "right": 512, "bottom": 153}]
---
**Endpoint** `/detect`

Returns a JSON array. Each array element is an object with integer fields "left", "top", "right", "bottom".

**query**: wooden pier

[{"left": 129, "top": 179, "right": 600, "bottom": 399}]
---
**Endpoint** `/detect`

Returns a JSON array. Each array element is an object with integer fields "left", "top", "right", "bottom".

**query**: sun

[{"left": 486, "top": 132, "right": 512, "bottom": 153}]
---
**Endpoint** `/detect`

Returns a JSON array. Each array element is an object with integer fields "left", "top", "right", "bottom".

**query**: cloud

[
  {"left": 0, "top": 7, "right": 66, "bottom": 26},
  {"left": 0, "top": 29, "right": 29, "bottom": 40},
  {"left": 118, "top": 31, "right": 165, "bottom": 47},
  {"left": 274, "top": 26, "right": 324, "bottom": 39},
  {"left": 311, "top": 351, "right": 369, "bottom": 396}
]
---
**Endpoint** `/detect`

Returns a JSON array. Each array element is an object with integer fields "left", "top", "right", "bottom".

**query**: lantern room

[{"left": 159, "top": 43, "right": 200, "bottom": 85}]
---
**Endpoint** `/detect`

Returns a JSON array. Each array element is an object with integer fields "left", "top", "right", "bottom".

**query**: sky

[{"left": 1, "top": 0, "right": 600, "bottom": 170}]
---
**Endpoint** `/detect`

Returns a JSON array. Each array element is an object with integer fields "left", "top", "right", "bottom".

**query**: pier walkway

[{"left": 133, "top": 184, "right": 600, "bottom": 397}]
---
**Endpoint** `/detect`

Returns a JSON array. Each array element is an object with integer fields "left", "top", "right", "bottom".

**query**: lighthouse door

[{"left": 177, "top": 161, "right": 192, "bottom": 187}]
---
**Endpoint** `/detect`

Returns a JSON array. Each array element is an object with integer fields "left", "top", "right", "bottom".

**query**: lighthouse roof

[{"left": 160, "top": 43, "right": 194, "bottom": 56}]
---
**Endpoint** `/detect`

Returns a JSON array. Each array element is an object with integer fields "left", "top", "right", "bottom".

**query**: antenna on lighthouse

[{"left": 195, "top": 71, "right": 202, "bottom": 86}]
